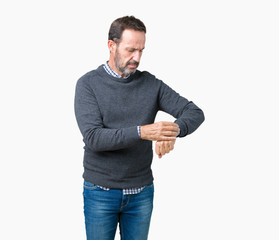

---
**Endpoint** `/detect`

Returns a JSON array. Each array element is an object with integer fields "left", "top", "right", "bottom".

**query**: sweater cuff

[
  {"left": 174, "top": 120, "right": 187, "bottom": 137},
  {"left": 176, "top": 126, "right": 180, "bottom": 137}
]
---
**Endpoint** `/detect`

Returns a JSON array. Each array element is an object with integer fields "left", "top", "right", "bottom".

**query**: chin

[
  {"left": 129, "top": 67, "right": 137, "bottom": 73},
  {"left": 123, "top": 69, "right": 135, "bottom": 76}
]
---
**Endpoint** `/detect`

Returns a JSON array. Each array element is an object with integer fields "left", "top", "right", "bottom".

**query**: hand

[
  {"left": 155, "top": 139, "right": 176, "bottom": 159},
  {"left": 140, "top": 121, "right": 179, "bottom": 141}
]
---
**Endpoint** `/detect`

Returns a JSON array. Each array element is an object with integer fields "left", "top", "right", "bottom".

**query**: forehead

[{"left": 119, "top": 29, "right": 146, "bottom": 47}]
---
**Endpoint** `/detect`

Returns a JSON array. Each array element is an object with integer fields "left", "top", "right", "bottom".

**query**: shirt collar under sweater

[{"left": 103, "top": 61, "right": 131, "bottom": 79}]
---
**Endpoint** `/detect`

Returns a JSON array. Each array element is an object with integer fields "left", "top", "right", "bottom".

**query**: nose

[{"left": 132, "top": 51, "right": 142, "bottom": 62}]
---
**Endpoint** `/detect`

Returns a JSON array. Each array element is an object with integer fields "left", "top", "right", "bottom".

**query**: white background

[{"left": 1, "top": 0, "right": 278, "bottom": 239}]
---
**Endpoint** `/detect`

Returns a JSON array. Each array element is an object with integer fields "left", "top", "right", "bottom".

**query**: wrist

[{"left": 139, "top": 125, "right": 146, "bottom": 139}]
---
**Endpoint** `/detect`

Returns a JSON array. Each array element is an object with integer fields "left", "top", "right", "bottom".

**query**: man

[{"left": 74, "top": 16, "right": 204, "bottom": 240}]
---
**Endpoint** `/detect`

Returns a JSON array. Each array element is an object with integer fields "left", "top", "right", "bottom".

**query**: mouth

[
  {"left": 128, "top": 64, "right": 137, "bottom": 68},
  {"left": 127, "top": 62, "right": 139, "bottom": 68}
]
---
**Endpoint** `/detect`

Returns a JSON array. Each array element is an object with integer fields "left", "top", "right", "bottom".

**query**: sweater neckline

[{"left": 97, "top": 64, "right": 138, "bottom": 83}]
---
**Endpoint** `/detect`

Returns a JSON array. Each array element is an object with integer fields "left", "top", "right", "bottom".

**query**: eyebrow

[{"left": 127, "top": 47, "right": 145, "bottom": 51}]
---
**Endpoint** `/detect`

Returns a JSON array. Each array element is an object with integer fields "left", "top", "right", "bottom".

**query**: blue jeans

[{"left": 83, "top": 181, "right": 154, "bottom": 240}]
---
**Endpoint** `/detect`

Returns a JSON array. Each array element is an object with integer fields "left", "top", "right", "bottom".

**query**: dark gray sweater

[{"left": 74, "top": 65, "right": 204, "bottom": 188}]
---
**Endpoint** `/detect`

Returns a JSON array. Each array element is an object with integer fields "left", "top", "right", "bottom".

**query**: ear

[{"left": 108, "top": 40, "right": 116, "bottom": 52}]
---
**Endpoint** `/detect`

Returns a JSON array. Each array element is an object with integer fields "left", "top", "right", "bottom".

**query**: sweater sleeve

[
  {"left": 74, "top": 76, "right": 141, "bottom": 152},
  {"left": 158, "top": 80, "right": 205, "bottom": 137}
]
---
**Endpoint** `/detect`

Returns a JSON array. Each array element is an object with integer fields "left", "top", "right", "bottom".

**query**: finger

[
  {"left": 169, "top": 140, "right": 175, "bottom": 150},
  {"left": 164, "top": 142, "right": 170, "bottom": 153},
  {"left": 160, "top": 143, "right": 166, "bottom": 156},
  {"left": 169, "top": 141, "right": 174, "bottom": 151},
  {"left": 160, "top": 131, "right": 178, "bottom": 137},
  {"left": 155, "top": 141, "right": 163, "bottom": 158},
  {"left": 158, "top": 136, "right": 176, "bottom": 141},
  {"left": 155, "top": 142, "right": 160, "bottom": 155},
  {"left": 159, "top": 122, "right": 179, "bottom": 132},
  {"left": 160, "top": 121, "right": 178, "bottom": 127},
  {"left": 161, "top": 125, "right": 179, "bottom": 133}
]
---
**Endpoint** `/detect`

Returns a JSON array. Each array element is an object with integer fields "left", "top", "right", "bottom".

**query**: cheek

[
  {"left": 124, "top": 53, "right": 133, "bottom": 60},
  {"left": 123, "top": 56, "right": 133, "bottom": 65}
]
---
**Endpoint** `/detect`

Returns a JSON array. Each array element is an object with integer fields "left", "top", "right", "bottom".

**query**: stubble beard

[{"left": 114, "top": 49, "right": 139, "bottom": 77}]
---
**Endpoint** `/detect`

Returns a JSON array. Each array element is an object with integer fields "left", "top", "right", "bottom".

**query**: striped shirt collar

[{"left": 103, "top": 61, "right": 130, "bottom": 79}]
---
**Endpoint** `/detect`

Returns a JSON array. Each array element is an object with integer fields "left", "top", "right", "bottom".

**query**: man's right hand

[{"left": 140, "top": 121, "right": 179, "bottom": 141}]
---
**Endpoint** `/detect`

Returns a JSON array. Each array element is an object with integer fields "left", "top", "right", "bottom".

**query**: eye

[
  {"left": 127, "top": 48, "right": 135, "bottom": 52},
  {"left": 127, "top": 48, "right": 144, "bottom": 53}
]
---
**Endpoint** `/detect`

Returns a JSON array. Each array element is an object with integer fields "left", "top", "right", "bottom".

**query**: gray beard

[{"left": 115, "top": 62, "right": 135, "bottom": 77}]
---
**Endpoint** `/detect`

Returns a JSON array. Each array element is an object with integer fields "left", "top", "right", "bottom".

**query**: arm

[
  {"left": 74, "top": 77, "right": 182, "bottom": 152},
  {"left": 154, "top": 80, "right": 205, "bottom": 158},
  {"left": 74, "top": 77, "right": 140, "bottom": 152},
  {"left": 158, "top": 80, "right": 205, "bottom": 137}
]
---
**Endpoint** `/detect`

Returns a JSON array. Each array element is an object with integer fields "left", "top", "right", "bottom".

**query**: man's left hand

[{"left": 155, "top": 140, "right": 176, "bottom": 159}]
